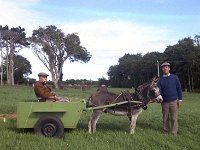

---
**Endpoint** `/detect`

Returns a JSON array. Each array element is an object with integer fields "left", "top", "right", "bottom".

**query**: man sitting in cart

[{"left": 34, "top": 72, "right": 70, "bottom": 102}]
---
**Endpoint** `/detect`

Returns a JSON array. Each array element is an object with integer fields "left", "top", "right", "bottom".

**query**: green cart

[
  {"left": 17, "top": 99, "right": 141, "bottom": 138},
  {"left": 17, "top": 101, "right": 85, "bottom": 138}
]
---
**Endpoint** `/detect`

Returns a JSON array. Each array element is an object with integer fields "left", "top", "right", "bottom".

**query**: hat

[
  {"left": 38, "top": 72, "right": 49, "bottom": 77},
  {"left": 161, "top": 62, "right": 170, "bottom": 67}
]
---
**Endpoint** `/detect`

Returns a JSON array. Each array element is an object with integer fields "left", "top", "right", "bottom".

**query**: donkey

[{"left": 87, "top": 77, "right": 163, "bottom": 134}]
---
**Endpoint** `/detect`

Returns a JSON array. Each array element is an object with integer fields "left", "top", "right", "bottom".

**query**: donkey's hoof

[{"left": 129, "top": 130, "right": 135, "bottom": 134}]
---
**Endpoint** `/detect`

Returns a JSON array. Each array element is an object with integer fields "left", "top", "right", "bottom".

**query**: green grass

[{"left": 0, "top": 85, "right": 199, "bottom": 150}]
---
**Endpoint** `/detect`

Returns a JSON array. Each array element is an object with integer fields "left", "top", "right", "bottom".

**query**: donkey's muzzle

[{"left": 155, "top": 95, "right": 163, "bottom": 103}]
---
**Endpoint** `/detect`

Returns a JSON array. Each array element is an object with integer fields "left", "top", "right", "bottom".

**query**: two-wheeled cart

[{"left": 17, "top": 99, "right": 142, "bottom": 138}]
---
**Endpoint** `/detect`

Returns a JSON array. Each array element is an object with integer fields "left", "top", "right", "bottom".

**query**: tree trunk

[
  {"left": 0, "top": 57, "right": 2, "bottom": 85},
  {"left": 58, "top": 64, "right": 63, "bottom": 88},
  {"left": 11, "top": 55, "right": 14, "bottom": 85},
  {"left": 49, "top": 66, "right": 59, "bottom": 89},
  {"left": 183, "top": 77, "right": 186, "bottom": 92},
  {"left": 6, "top": 46, "right": 9, "bottom": 84},
  {"left": 0, "top": 34, "right": 2, "bottom": 85},
  {"left": 190, "top": 66, "right": 194, "bottom": 92},
  {"left": 50, "top": 61, "right": 64, "bottom": 89},
  {"left": 0, "top": 49, "right": 3, "bottom": 85},
  {"left": 7, "top": 45, "right": 15, "bottom": 85},
  {"left": 187, "top": 68, "right": 191, "bottom": 92},
  {"left": 52, "top": 77, "right": 58, "bottom": 88}
]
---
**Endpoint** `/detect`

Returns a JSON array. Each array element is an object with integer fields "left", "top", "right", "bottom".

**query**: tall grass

[{"left": 0, "top": 85, "right": 199, "bottom": 150}]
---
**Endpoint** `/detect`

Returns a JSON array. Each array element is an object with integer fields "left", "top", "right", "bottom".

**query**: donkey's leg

[
  {"left": 88, "top": 111, "right": 95, "bottom": 134},
  {"left": 88, "top": 110, "right": 103, "bottom": 134},
  {"left": 130, "top": 109, "right": 143, "bottom": 134},
  {"left": 88, "top": 114, "right": 92, "bottom": 134}
]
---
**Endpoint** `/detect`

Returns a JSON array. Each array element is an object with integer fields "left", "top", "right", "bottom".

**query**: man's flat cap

[
  {"left": 38, "top": 72, "right": 49, "bottom": 76},
  {"left": 161, "top": 62, "right": 170, "bottom": 67}
]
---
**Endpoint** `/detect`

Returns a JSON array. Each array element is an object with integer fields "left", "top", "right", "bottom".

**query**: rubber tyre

[{"left": 34, "top": 115, "right": 64, "bottom": 138}]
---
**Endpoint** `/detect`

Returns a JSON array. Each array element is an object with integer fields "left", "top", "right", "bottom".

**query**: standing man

[
  {"left": 158, "top": 62, "right": 182, "bottom": 136},
  {"left": 34, "top": 72, "right": 70, "bottom": 102}
]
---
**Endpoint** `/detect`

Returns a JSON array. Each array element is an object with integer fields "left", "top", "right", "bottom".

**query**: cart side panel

[
  {"left": 61, "top": 101, "right": 85, "bottom": 128},
  {"left": 17, "top": 101, "right": 85, "bottom": 128}
]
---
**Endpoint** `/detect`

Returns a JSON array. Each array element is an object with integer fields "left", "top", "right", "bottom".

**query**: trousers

[{"left": 161, "top": 100, "right": 178, "bottom": 134}]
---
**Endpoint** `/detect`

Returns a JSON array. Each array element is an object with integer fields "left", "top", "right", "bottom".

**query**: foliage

[
  {"left": 0, "top": 25, "right": 29, "bottom": 85},
  {"left": 98, "top": 77, "right": 109, "bottom": 86},
  {"left": 108, "top": 52, "right": 163, "bottom": 88},
  {"left": 1, "top": 55, "right": 32, "bottom": 84},
  {"left": 29, "top": 25, "right": 91, "bottom": 88},
  {"left": 0, "top": 86, "right": 199, "bottom": 150},
  {"left": 13, "top": 55, "right": 32, "bottom": 84},
  {"left": 163, "top": 38, "right": 200, "bottom": 91},
  {"left": 107, "top": 37, "right": 200, "bottom": 90}
]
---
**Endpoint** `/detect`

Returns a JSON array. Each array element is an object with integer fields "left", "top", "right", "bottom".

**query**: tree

[
  {"left": 0, "top": 25, "right": 29, "bottom": 85},
  {"left": 29, "top": 25, "right": 91, "bottom": 88},
  {"left": 107, "top": 53, "right": 143, "bottom": 88},
  {"left": 98, "top": 77, "right": 109, "bottom": 86},
  {"left": 1, "top": 55, "right": 32, "bottom": 84},
  {"left": 13, "top": 55, "right": 32, "bottom": 84},
  {"left": 194, "top": 34, "right": 200, "bottom": 47},
  {"left": 164, "top": 38, "right": 197, "bottom": 91},
  {"left": 3, "top": 55, "right": 32, "bottom": 84},
  {"left": 142, "top": 52, "right": 163, "bottom": 78},
  {"left": 107, "top": 52, "right": 164, "bottom": 88}
]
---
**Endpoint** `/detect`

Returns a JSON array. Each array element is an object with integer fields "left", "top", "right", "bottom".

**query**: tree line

[
  {"left": 0, "top": 25, "right": 91, "bottom": 87},
  {"left": 105, "top": 37, "right": 200, "bottom": 91},
  {"left": 1, "top": 24, "right": 200, "bottom": 91}
]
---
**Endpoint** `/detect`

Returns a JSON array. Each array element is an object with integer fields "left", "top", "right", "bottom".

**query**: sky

[{"left": 0, "top": 0, "right": 200, "bottom": 81}]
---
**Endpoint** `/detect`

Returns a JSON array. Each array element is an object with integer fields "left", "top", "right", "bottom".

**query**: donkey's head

[
  {"left": 135, "top": 77, "right": 163, "bottom": 104},
  {"left": 148, "top": 77, "right": 163, "bottom": 103}
]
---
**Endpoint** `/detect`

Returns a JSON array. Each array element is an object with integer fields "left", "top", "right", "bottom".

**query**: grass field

[{"left": 0, "top": 85, "right": 199, "bottom": 150}]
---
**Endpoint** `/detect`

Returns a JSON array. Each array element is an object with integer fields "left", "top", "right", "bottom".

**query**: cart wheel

[{"left": 34, "top": 115, "right": 64, "bottom": 138}]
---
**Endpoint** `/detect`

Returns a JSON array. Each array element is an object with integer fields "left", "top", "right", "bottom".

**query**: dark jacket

[
  {"left": 158, "top": 74, "right": 182, "bottom": 102},
  {"left": 34, "top": 81, "right": 56, "bottom": 101}
]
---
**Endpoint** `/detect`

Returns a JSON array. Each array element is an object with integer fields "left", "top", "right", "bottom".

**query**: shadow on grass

[
  {"left": 137, "top": 121, "right": 162, "bottom": 131},
  {"left": 77, "top": 122, "right": 130, "bottom": 132},
  {"left": 14, "top": 128, "right": 34, "bottom": 135},
  {"left": 77, "top": 119, "right": 163, "bottom": 133}
]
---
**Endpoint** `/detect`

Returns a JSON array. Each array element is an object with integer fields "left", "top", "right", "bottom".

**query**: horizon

[{"left": 0, "top": 0, "right": 199, "bottom": 81}]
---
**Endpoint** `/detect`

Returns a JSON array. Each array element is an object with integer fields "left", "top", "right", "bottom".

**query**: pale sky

[{"left": 0, "top": 0, "right": 199, "bottom": 81}]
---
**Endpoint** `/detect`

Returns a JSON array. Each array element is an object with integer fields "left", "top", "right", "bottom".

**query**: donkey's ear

[
  {"left": 151, "top": 77, "right": 156, "bottom": 82},
  {"left": 150, "top": 77, "right": 158, "bottom": 86},
  {"left": 154, "top": 76, "right": 160, "bottom": 82},
  {"left": 150, "top": 78, "right": 155, "bottom": 86}
]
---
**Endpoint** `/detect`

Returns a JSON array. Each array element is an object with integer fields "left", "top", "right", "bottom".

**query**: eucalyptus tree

[
  {"left": 0, "top": 25, "right": 29, "bottom": 85},
  {"left": 29, "top": 25, "right": 91, "bottom": 88}
]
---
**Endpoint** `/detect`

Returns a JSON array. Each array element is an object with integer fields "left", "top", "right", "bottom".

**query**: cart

[{"left": 17, "top": 99, "right": 142, "bottom": 138}]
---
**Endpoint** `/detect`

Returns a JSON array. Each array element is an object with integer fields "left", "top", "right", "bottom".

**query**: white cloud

[
  {"left": 62, "top": 20, "right": 174, "bottom": 53},
  {"left": 0, "top": 1, "right": 178, "bottom": 81},
  {"left": 60, "top": 20, "right": 176, "bottom": 80},
  {"left": 0, "top": 0, "right": 46, "bottom": 36}
]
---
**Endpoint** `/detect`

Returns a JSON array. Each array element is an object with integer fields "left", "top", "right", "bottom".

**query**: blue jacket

[{"left": 158, "top": 74, "right": 182, "bottom": 102}]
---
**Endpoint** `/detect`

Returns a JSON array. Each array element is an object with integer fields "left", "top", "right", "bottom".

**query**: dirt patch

[{"left": 0, "top": 114, "right": 16, "bottom": 119}]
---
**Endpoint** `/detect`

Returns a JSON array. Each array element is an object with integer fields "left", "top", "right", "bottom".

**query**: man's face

[
  {"left": 39, "top": 76, "right": 47, "bottom": 83},
  {"left": 162, "top": 65, "right": 170, "bottom": 75}
]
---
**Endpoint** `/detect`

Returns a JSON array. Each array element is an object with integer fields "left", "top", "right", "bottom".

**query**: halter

[{"left": 134, "top": 83, "right": 155, "bottom": 110}]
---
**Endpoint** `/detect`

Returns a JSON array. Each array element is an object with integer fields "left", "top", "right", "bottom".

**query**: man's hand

[
  {"left": 51, "top": 92, "right": 57, "bottom": 96},
  {"left": 177, "top": 100, "right": 182, "bottom": 109},
  {"left": 48, "top": 95, "right": 57, "bottom": 101}
]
